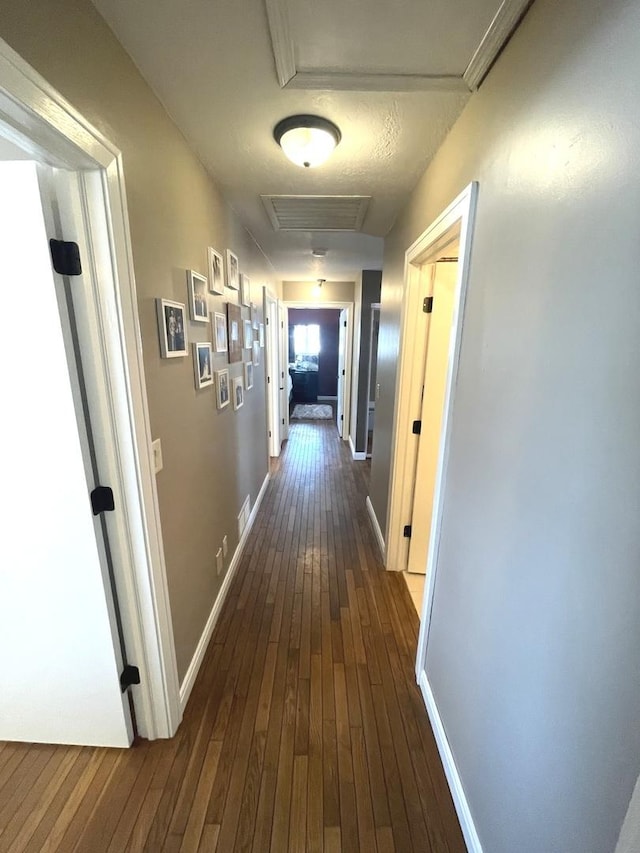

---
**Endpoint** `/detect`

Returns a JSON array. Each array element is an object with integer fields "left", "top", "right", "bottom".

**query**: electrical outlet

[
  {"left": 216, "top": 547, "right": 223, "bottom": 576},
  {"left": 222, "top": 535, "right": 228, "bottom": 557},
  {"left": 151, "top": 438, "right": 163, "bottom": 473}
]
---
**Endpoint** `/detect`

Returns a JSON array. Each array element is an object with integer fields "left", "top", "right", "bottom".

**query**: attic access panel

[{"left": 261, "top": 195, "right": 370, "bottom": 231}]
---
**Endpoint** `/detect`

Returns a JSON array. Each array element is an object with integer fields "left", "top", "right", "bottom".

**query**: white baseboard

[
  {"left": 179, "top": 471, "right": 270, "bottom": 711},
  {"left": 419, "top": 671, "right": 483, "bottom": 853},
  {"left": 349, "top": 435, "right": 367, "bottom": 461},
  {"left": 365, "top": 495, "right": 385, "bottom": 559}
]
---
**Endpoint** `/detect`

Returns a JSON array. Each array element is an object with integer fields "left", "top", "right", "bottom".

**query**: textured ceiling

[{"left": 90, "top": 0, "right": 519, "bottom": 280}]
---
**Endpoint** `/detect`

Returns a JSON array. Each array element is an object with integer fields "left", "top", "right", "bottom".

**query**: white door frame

[
  {"left": 0, "top": 38, "right": 181, "bottom": 739},
  {"left": 284, "top": 301, "right": 354, "bottom": 440},
  {"left": 264, "top": 288, "right": 281, "bottom": 456},
  {"left": 386, "top": 183, "right": 478, "bottom": 579}
]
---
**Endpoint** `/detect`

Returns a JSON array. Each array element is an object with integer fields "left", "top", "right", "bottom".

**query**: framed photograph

[
  {"left": 193, "top": 342, "right": 213, "bottom": 389},
  {"left": 215, "top": 368, "right": 230, "bottom": 409},
  {"left": 252, "top": 340, "right": 260, "bottom": 367},
  {"left": 259, "top": 323, "right": 265, "bottom": 347},
  {"left": 251, "top": 303, "right": 259, "bottom": 330},
  {"left": 239, "top": 273, "right": 251, "bottom": 307},
  {"left": 226, "top": 302, "right": 242, "bottom": 363},
  {"left": 232, "top": 375, "right": 244, "bottom": 410},
  {"left": 207, "top": 247, "right": 224, "bottom": 295},
  {"left": 225, "top": 249, "right": 239, "bottom": 290},
  {"left": 243, "top": 319, "right": 253, "bottom": 350},
  {"left": 244, "top": 361, "right": 254, "bottom": 390},
  {"left": 156, "top": 298, "right": 188, "bottom": 358},
  {"left": 187, "top": 270, "right": 208, "bottom": 322},
  {"left": 213, "top": 311, "right": 228, "bottom": 353}
]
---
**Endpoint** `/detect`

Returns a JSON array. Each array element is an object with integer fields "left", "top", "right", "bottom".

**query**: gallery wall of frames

[{"left": 155, "top": 245, "right": 265, "bottom": 413}]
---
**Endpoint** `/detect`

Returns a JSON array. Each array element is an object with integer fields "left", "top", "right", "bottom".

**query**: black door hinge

[
  {"left": 403, "top": 525, "right": 412, "bottom": 538},
  {"left": 412, "top": 420, "right": 422, "bottom": 435},
  {"left": 49, "top": 239, "right": 82, "bottom": 276},
  {"left": 282, "top": 418, "right": 285, "bottom": 425},
  {"left": 120, "top": 664, "right": 140, "bottom": 692},
  {"left": 343, "top": 321, "right": 347, "bottom": 327},
  {"left": 342, "top": 369, "right": 345, "bottom": 376},
  {"left": 266, "top": 317, "right": 269, "bottom": 325},
  {"left": 340, "top": 414, "right": 343, "bottom": 420},
  {"left": 423, "top": 296, "right": 433, "bottom": 314},
  {"left": 90, "top": 485, "right": 115, "bottom": 515}
]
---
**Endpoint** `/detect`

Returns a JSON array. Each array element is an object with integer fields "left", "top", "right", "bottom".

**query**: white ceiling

[{"left": 91, "top": 0, "right": 529, "bottom": 281}]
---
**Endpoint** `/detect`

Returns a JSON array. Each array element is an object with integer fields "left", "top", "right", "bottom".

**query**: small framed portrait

[
  {"left": 208, "top": 247, "right": 224, "bottom": 295},
  {"left": 239, "top": 273, "right": 251, "bottom": 307},
  {"left": 187, "top": 270, "right": 208, "bottom": 322},
  {"left": 232, "top": 375, "right": 244, "bottom": 410},
  {"left": 244, "top": 361, "right": 254, "bottom": 390},
  {"left": 252, "top": 340, "right": 260, "bottom": 367},
  {"left": 227, "top": 302, "right": 242, "bottom": 363},
  {"left": 243, "top": 319, "right": 253, "bottom": 350},
  {"left": 251, "top": 303, "right": 259, "bottom": 330},
  {"left": 193, "top": 342, "right": 213, "bottom": 389},
  {"left": 259, "top": 323, "right": 265, "bottom": 347},
  {"left": 156, "top": 298, "right": 188, "bottom": 358},
  {"left": 213, "top": 311, "right": 228, "bottom": 352},
  {"left": 215, "top": 368, "right": 230, "bottom": 410},
  {"left": 225, "top": 249, "right": 239, "bottom": 290}
]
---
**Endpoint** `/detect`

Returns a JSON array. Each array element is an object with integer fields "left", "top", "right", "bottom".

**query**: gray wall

[
  {"left": 369, "top": 0, "right": 640, "bottom": 850},
  {"left": 355, "top": 270, "right": 381, "bottom": 452},
  {"left": 0, "top": 0, "right": 275, "bottom": 681}
]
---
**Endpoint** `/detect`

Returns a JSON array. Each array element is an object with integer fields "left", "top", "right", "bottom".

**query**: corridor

[{"left": 0, "top": 421, "right": 464, "bottom": 852}]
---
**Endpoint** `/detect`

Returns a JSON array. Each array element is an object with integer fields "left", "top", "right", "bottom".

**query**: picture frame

[
  {"left": 252, "top": 340, "right": 260, "bottom": 367},
  {"left": 226, "top": 302, "right": 242, "bottom": 363},
  {"left": 251, "top": 303, "right": 259, "bottom": 330},
  {"left": 213, "top": 311, "right": 228, "bottom": 353},
  {"left": 239, "top": 273, "right": 251, "bottom": 307},
  {"left": 193, "top": 342, "right": 213, "bottom": 389},
  {"left": 156, "top": 298, "right": 188, "bottom": 358},
  {"left": 187, "top": 270, "right": 208, "bottom": 322},
  {"left": 232, "top": 375, "right": 244, "bottom": 410},
  {"left": 244, "top": 361, "right": 254, "bottom": 390},
  {"left": 207, "top": 247, "right": 224, "bottom": 295},
  {"left": 215, "top": 368, "right": 230, "bottom": 409},
  {"left": 259, "top": 323, "right": 265, "bottom": 347},
  {"left": 243, "top": 319, "right": 253, "bottom": 350},
  {"left": 225, "top": 249, "right": 239, "bottom": 290}
]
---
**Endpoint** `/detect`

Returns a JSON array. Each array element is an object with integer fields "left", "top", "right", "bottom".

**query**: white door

[
  {"left": 337, "top": 308, "right": 347, "bottom": 435},
  {"left": 407, "top": 262, "right": 458, "bottom": 576},
  {"left": 0, "top": 160, "right": 134, "bottom": 746},
  {"left": 279, "top": 303, "right": 289, "bottom": 441},
  {"left": 265, "top": 292, "right": 281, "bottom": 456}
]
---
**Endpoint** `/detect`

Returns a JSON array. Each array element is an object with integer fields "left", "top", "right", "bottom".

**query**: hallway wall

[
  {"left": 369, "top": 0, "right": 640, "bottom": 850},
  {"left": 0, "top": 0, "right": 276, "bottom": 682}
]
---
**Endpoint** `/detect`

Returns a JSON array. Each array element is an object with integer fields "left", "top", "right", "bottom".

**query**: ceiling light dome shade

[{"left": 274, "top": 115, "right": 341, "bottom": 168}]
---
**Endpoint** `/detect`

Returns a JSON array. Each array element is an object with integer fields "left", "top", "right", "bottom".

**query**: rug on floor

[{"left": 291, "top": 403, "right": 333, "bottom": 419}]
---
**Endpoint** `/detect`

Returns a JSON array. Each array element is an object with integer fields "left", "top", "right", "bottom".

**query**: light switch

[{"left": 151, "top": 438, "right": 163, "bottom": 474}]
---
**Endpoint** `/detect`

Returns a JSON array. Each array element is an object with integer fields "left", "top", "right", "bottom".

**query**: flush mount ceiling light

[
  {"left": 273, "top": 115, "right": 341, "bottom": 168},
  {"left": 311, "top": 248, "right": 327, "bottom": 258}
]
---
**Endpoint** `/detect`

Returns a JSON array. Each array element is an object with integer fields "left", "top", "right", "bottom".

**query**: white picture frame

[
  {"left": 156, "top": 298, "right": 188, "bottom": 358},
  {"left": 213, "top": 311, "right": 228, "bottom": 353},
  {"left": 207, "top": 247, "right": 224, "bottom": 295},
  {"left": 243, "top": 319, "right": 253, "bottom": 350},
  {"left": 244, "top": 361, "right": 254, "bottom": 390},
  {"left": 252, "top": 340, "right": 260, "bottom": 367},
  {"left": 187, "top": 270, "right": 208, "bottom": 322},
  {"left": 215, "top": 368, "right": 230, "bottom": 409},
  {"left": 239, "top": 273, "right": 251, "bottom": 306},
  {"left": 259, "top": 323, "right": 265, "bottom": 347},
  {"left": 225, "top": 249, "right": 239, "bottom": 290},
  {"left": 193, "top": 342, "right": 213, "bottom": 389},
  {"left": 232, "top": 375, "right": 244, "bottom": 410}
]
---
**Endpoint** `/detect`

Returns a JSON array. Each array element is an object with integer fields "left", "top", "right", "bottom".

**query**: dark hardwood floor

[{"left": 0, "top": 420, "right": 465, "bottom": 852}]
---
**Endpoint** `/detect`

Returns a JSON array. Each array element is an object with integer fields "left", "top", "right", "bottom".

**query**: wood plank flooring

[{"left": 0, "top": 420, "right": 465, "bottom": 852}]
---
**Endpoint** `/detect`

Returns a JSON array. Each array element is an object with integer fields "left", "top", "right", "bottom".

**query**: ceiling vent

[{"left": 260, "top": 195, "right": 370, "bottom": 231}]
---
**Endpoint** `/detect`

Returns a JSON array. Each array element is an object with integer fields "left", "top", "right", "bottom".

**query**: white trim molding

[
  {"left": 419, "top": 673, "right": 483, "bottom": 853},
  {"left": 349, "top": 435, "right": 366, "bottom": 461},
  {"left": 0, "top": 36, "right": 181, "bottom": 739},
  {"left": 265, "top": 0, "right": 531, "bottom": 93},
  {"left": 179, "top": 472, "right": 271, "bottom": 711},
  {"left": 464, "top": 0, "right": 533, "bottom": 89},
  {"left": 366, "top": 496, "right": 385, "bottom": 560}
]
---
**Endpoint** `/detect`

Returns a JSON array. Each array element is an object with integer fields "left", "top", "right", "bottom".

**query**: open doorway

[{"left": 385, "top": 184, "right": 478, "bottom": 623}]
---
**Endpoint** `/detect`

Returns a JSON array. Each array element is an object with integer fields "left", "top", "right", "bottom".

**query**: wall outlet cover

[
  {"left": 151, "top": 438, "right": 163, "bottom": 473},
  {"left": 216, "top": 547, "right": 223, "bottom": 576},
  {"left": 222, "top": 535, "right": 228, "bottom": 557}
]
